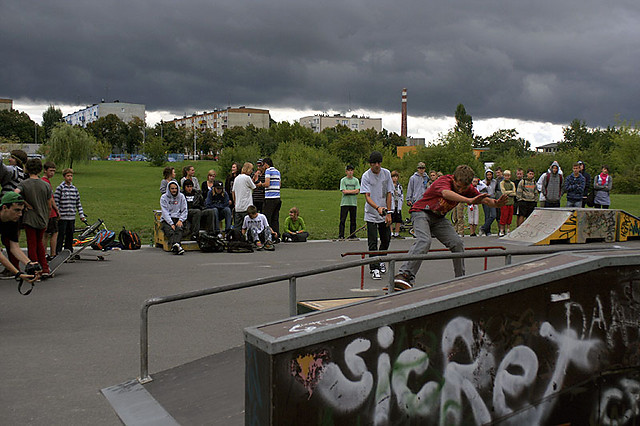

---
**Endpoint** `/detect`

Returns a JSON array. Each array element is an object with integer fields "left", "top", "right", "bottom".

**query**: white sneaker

[
  {"left": 379, "top": 262, "right": 387, "bottom": 274},
  {"left": 371, "top": 269, "right": 382, "bottom": 280}
]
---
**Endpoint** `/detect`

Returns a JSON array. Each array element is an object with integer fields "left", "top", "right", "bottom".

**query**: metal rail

[
  {"left": 138, "top": 244, "right": 624, "bottom": 383},
  {"left": 341, "top": 246, "right": 507, "bottom": 289}
]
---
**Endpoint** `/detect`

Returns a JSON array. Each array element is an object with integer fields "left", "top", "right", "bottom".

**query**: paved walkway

[{"left": 2, "top": 237, "right": 639, "bottom": 424}]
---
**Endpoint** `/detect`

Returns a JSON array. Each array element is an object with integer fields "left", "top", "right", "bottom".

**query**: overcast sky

[{"left": 3, "top": 0, "right": 638, "bottom": 146}]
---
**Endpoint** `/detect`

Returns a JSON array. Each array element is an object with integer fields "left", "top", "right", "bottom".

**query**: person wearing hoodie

[
  {"left": 205, "top": 180, "right": 233, "bottom": 236},
  {"left": 593, "top": 165, "right": 612, "bottom": 209},
  {"left": 542, "top": 161, "right": 563, "bottom": 207},
  {"left": 182, "top": 179, "right": 215, "bottom": 240},
  {"left": 516, "top": 169, "right": 539, "bottom": 226},
  {"left": 160, "top": 180, "right": 188, "bottom": 255},
  {"left": 479, "top": 169, "right": 497, "bottom": 236},
  {"left": 563, "top": 162, "right": 586, "bottom": 208},
  {"left": 406, "top": 162, "right": 429, "bottom": 207}
]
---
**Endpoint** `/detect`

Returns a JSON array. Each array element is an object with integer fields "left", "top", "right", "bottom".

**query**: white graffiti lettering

[{"left": 288, "top": 315, "right": 351, "bottom": 333}]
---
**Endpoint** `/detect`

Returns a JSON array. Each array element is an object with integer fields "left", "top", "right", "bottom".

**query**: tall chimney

[{"left": 401, "top": 88, "right": 407, "bottom": 138}]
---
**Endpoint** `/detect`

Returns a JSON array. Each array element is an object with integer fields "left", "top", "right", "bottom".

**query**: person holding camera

[
  {"left": 360, "top": 151, "right": 393, "bottom": 280},
  {"left": 0, "top": 192, "right": 41, "bottom": 282}
]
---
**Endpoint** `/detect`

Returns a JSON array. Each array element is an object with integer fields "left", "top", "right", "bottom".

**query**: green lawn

[{"left": 42, "top": 161, "right": 640, "bottom": 242}]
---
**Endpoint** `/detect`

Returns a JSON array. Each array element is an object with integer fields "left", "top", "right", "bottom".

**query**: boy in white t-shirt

[{"left": 242, "top": 205, "right": 276, "bottom": 251}]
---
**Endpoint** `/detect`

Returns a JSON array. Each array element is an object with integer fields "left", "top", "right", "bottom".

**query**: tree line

[{"left": 0, "top": 104, "right": 638, "bottom": 193}]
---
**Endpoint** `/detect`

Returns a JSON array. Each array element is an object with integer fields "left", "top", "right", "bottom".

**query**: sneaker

[
  {"left": 348, "top": 236, "right": 359, "bottom": 240},
  {"left": 498, "top": 231, "right": 505, "bottom": 237},
  {"left": 171, "top": 243, "right": 180, "bottom": 254},
  {"left": 394, "top": 273, "right": 414, "bottom": 291},
  {"left": 176, "top": 245, "right": 185, "bottom": 255},
  {"left": 379, "top": 262, "right": 387, "bottom": 274},
  {"left": 255, "top": 241, "right": 263, "bottom": 250},
  {"left": 470, "top": 233, "right": 477, "bottom": 237},
  {"left": 370, "top": 269, "right": 382, "bottom": 280},
  {"left": 396, "top": 235, "right": 405, "bottom": 239},
  {"left": 264, "top": 242, "right": 275, "bottom": 251},
  {"left": 478, "top": 230, "right": 486, "bottom": 237},
  {"left": 0, "top": 268, "right": 13, "bottom": 277}
]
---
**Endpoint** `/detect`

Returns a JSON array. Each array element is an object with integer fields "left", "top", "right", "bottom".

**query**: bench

[{"left": 153, "top": 210, "right": 200, "bottom": 251}]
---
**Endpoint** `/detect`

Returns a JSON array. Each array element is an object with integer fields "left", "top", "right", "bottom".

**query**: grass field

[{"left": 43, "top": 161, "right": 640, "bottom": 243}]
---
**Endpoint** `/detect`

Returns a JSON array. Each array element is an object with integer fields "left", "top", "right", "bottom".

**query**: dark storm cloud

[{"left": 2, "top": 0, "right": 639, "bottom": 125}]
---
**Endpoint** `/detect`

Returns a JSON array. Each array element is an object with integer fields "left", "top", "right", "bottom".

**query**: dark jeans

[
  {"left": 366, "top": 221, "right": 391, "bottom": 271},
  {"left": 339, "top": 206, "right": 357, "bottom": 238},
  {"left": 481, "top": 205, "right": 496, "bottom": 235},
  {"left": 57, "top": 219, "right": 76, "bottom": 253},
  {"left": 161, "top": 218, "right": 184, "bottom": 246},
  {"left": 212, "top": 207, "right": 232, "bottom": 232},
  {"left": 234, "top": 210, "right": 248, "bottom": 229},
  {"left": 545, "top": 200, "right": 560, "bottom": 208},
  {"left": 264, "top": 198, "right": 282, "bottom": 236},
  {"left": 186, "top": 209, "right": 202, "bottom": 236}
]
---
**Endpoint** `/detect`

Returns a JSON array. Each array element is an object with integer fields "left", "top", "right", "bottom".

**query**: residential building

[
  {"left": 299, "top": 114, "right": 382, "bottom": 133},
  {"left": 168, "top": 106, "right": 270, "bottom": 136},
  {"left": 63, "top": 101, "right": 145, "bottom": 127},
  {"left": 536, "top": 143, "right": 559, "bottom": 154},
  {"left": 0, "top": 98, "right": 12, "bottom": 111}
]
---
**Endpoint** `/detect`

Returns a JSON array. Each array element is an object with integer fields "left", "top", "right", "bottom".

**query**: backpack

[
  {"left": 226, "top": 228, "right": 254, "bottom": 253},
  {"left": 119, "top": 227, "right": 141, "bottom": 250},
  {"left": 91, "top": 230, "right": 116, "bottom": 250},
  {"left": 198, "top": 233, "right": 226, "bottom": 253}
]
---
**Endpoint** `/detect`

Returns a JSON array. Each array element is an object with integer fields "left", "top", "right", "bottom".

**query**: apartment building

[
  {"left": 168, "top": 107, "right": 270, "bottom": 136},
  {"left": 64, "top": 101, "right": 145, "bottom": 127},
  {"left": 299, "top": 114, "right": 382, "bottom": 133}
]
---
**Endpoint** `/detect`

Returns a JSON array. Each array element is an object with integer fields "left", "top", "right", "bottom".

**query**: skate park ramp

[
  {"left": 102, "top": 248, "right": 640, "bottom": 425},
  {"left": 501, "top": 207, "right": 640, "bottom": 245}
]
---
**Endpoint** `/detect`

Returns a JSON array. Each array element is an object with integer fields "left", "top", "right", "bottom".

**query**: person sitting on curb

[
  {"left": 205, "top": 180, "right": 233, "bottom": 237},
  {"left": 394, "top": 165, "right": 508, "bottom": 291},
  {"left": 242, "top": 205, "right": 275, "bottom": 251},
  {"left": 160, "top": 181, "right": 187, "bottom": 255},
  {"left": 0, "top": 192, "right": 40, "bottom": 283},
  {"left": 282, "top": 207, "right": 308, "bottom": 242}
]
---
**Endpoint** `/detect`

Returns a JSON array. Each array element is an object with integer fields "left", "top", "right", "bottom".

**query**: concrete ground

[{"left": 2, "top": 236, "right": 639, "bottom": 425}]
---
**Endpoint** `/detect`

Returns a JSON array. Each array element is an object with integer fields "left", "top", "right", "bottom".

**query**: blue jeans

[
  {"left": 566, "top": 200, "right": 581, "bottom": 208},
  {"left": 481, "top": 205, "right": 496, "bottom": 235},
  {"left": 213, "top": 207, "right": 232, "bottom": 232},
  {"left": 399, "top": 210, "right": 465, "bottom": 278}
]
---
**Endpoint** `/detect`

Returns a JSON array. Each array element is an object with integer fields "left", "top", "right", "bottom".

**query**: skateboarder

[
  {"left": 0, "top": 192, "right": 41, "bottom": 282},
  {"left": 394, "top": 165, "right": 508, "bottom": 291}
]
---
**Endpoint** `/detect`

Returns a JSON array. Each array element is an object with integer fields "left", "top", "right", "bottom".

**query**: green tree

[
  {"left": 42, "top": 105, "right": 64, "bottom": 140},
  {"left": 480, "top": 129, "right": 531, "bottom": 161},
  {"left": 47, "top": 123, "right": 95, "bottom": 168},
  {"left": 87, "top": 114, "right": 129, "bottom": 152},
  {"left": 0, "top": 109, "right": 42, "bottom": 143},
  {"left": 610, "top": 121, "right": 640, "bottom": 193},
  {"left": 143, "top": 134, "right": 168, "bottom": 166},
  {"left": 127, "top": 116, "right": 146, "bottom": 154},
  {"left": 454, "top": 104, "right": 474, "bottom": 137}
]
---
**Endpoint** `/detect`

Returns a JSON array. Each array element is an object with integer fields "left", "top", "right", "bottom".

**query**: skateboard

[{"left": 48, "top": 249, "right": 73, "bottom": 276}]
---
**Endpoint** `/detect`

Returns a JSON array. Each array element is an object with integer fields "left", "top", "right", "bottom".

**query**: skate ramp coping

[{"left": 501, "top": 208, "right": 640, "bottom": 245}]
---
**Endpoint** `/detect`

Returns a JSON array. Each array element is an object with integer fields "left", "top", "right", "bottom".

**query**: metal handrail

[
  {"left": 138, "top": 244, "right": 624, "bottom": 383},
  {"left": 341, "top": 246, "right": 507, "bottom": 289}
]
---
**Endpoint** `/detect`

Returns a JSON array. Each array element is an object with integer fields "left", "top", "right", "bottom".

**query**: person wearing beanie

[
  {"left": 360, "top": 151, "right": 393, "bottom": 281},
  {"left": 0, "top": 192, "right": 41, "bottom": 282}
]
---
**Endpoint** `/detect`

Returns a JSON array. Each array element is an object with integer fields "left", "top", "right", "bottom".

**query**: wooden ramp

[{"left": 501, "top": 208, "right": 640, "bottom": 245}]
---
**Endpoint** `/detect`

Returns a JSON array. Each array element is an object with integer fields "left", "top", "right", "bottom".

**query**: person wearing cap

[
  {"left": 406, "top": 162, "right": 429, "bottom": 207},
  {"left": 360, "top": 151, "right": 393, "bottom": 280},
  {"left": 338, "top": 164, "right": 360, "bottom": 239},
  {"left": 0, "top": 149, "right": 28, "bottom": 275},
  {"left": 260, "top": 157, "right": 281, "bottom": 237},
  {"left": 252, "top": 159, "right": 266, "bottom": 213},
  {"left": 16, "top": 159, "right": 53, "bottom": 275},
  {"left": 0, "top": 192, "right": 41, "bottom": 282},
  {"left": 205, "top": 180, "right": 233, "bottom": 236}
]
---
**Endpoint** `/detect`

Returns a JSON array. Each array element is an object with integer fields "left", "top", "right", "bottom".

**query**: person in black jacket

[
  {"left": 578, "top": 160, "right": 592, "bottom": 207},
  {"left": 182, "top": 179, "right": 214, "bottom": 239},
  {"left": 205, "top": 181, "right": 233, "bottom": 236}
]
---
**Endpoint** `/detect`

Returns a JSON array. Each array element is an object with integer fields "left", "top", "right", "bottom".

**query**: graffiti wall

[{"left": 248, "top": 266, "right": 640, "bottom": 425}]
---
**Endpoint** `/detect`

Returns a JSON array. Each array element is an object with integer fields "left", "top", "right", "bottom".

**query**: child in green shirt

[{"left": 283, "top": 207, "right": 308, "bottom": 242}]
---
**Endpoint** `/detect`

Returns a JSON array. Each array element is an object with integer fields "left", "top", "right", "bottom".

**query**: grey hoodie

[
  {"left": 543, "top": 161, "right": 563, "bottom": 202},
  {"left": 160, "top": 181, "right": 188, "bottom": 224},
  {"left": 406, "top": 171, "right": 428, "bottom": 204}
]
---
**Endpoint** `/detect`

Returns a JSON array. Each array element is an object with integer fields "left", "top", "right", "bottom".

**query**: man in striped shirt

[
  {"left": 259, "top": 157, "right": 281, "bottom": 237},
  {"left": 54, "top": 168, "right": 86, "bottom": 253}
]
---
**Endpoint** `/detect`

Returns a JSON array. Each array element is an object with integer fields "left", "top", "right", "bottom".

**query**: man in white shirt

[{"left": 232, "top": 162, "right": 256, "bottom": 228}]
